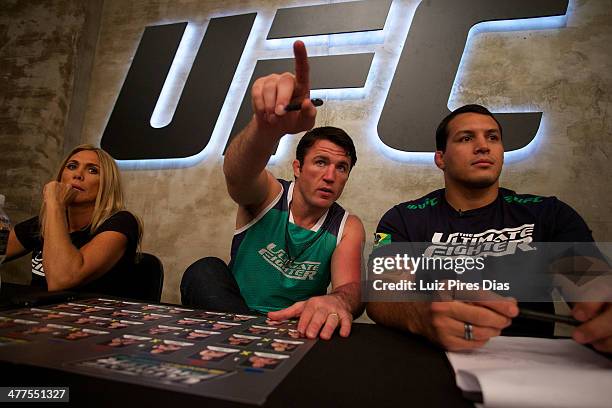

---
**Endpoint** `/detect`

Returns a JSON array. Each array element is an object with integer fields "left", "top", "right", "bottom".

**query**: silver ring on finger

[{"left": 464, "top": 323, "right": 474, "bottom": 341}]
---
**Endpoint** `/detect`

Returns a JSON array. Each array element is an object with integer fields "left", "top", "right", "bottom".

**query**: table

[
  {"left": 0, "top": 284, "right": 472, "bottom": 407},
  {"left": 0, "top": 282, "right": 79, "bottom": 309}
]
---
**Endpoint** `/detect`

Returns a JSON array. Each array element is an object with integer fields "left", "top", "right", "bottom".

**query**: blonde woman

[{"left": 3, "top": 145, "right": 142, "bottom": 295}]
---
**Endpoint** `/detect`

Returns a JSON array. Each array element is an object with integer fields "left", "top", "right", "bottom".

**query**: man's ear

[
  {"left": 292, "top": 159, "right": 301, "bottom": 179},
  {"left": 434, "top": 150, "right": 445, "bottom": 170}
]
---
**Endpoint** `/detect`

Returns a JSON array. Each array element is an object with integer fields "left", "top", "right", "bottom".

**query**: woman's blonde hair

[{"left": 40, "top": 144, "right": 142, "bottom": 250}]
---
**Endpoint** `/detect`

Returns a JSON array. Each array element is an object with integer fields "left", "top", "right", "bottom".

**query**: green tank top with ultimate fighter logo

[{"left": 230, "top": 179, "right": 348, "bottom": 313}]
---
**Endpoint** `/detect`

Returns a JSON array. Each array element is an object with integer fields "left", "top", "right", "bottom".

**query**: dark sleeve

[
  {"left": 549, "top": 199, "right": 594, "bottom": 242},
  {"left": 12, "top": 216, "right": 41, "bottom": 250},
  {"left": 376, "top": 206, "right": 411, "bottom": 243},
  {"left": 94, "top": 211, "right": 139, "bottom": 250},
  {"left": 545, "top": 201, "right": 610, "bottom": 296}
]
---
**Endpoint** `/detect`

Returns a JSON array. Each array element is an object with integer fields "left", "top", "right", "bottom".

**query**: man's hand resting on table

[{"left": 267, "top": 293, "right": 353, "bottom": 340}]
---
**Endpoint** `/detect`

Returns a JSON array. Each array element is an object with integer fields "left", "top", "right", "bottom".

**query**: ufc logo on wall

[{"left": 100, "top": 0, "right": 568, "bottom": 163}]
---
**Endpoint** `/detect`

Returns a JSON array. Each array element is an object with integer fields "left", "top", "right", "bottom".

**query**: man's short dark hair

[
  {"left": 296, "top": 126, "right": 357, "bottom": 170},
  {"left": 435, "top": 104, "right": 503, "bottom": 151}
]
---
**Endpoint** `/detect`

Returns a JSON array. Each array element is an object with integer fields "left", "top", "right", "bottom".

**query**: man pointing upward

[{"left": 181, "top": 41, "right": 365, "bottom": 340}]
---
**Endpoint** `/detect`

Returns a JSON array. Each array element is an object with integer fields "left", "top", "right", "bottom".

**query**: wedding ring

[
  {"left": 328, "top": 312, "right": 340, "bottom": 321},
  {"left": 464, "top": 323, "right": 473, "bottom": 341}
]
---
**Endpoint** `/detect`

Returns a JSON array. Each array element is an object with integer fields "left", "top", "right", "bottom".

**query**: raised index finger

[{"left": 293, "top": 40, "right": 310, "bottom": 97}]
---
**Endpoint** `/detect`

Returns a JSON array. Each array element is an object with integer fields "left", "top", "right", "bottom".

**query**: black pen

[
  {"left": 284, "top": 98, "right": 324, "bottom": 111},
  {"left": 518, "top": 308, "right": 581, "bottom": 326}
]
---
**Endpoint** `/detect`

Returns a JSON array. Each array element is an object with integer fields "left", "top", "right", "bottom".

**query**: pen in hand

[
  {"left": 518, "top": 308, "right": 581, "bottom": 326},
  {"left": 284, "top": 98, "right": 324, "bottom": 112}
]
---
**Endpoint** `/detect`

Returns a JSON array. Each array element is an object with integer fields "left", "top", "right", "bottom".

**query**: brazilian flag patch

[{"left": 374, "top": 232, "right": 391, "bottom": 248}]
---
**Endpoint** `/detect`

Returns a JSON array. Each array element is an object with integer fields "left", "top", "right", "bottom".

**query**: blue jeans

[{"left": 180, "top": 257, "right": 252, "bottom": 314}]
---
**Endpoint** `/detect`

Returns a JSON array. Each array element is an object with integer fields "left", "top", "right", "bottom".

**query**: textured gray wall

[
  {"left": 0, "top": 0, "right": 89, "bottom": 282},
  {"left": 1, "top": 0, "right": 611, "bottom": 306}
]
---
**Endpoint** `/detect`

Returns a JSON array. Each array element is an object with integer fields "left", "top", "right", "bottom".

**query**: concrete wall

[
  {"left": 1, "top": 0, "right": 611, "bottom": 305},
  {"left": 0, "top": 0, "right": 91, "bottom": 282}
]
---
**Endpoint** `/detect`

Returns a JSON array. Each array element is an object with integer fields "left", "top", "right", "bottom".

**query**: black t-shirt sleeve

[
  {"left": 376, "top": 205, "right": 411, "bottom": 243},
  {"left": 13, "top": 216, "right": 41, "bottom": 251},
  {"left": 95, "top": 211, "right": 139, "bottom": 251},
  {"left": 549, "top": 199, "right": 594, "bottom": 242}
]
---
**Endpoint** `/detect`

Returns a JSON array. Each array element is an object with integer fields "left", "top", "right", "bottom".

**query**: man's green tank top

[{"left": 230, "top": 179, "right": 348, "bottom": 313}]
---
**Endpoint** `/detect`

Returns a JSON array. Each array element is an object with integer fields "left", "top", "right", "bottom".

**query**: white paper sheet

[{"left": 447, "top": 336, "right": 612, "bottom": 408}]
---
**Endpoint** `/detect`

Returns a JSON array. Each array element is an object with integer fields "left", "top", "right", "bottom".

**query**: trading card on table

[
  {"left": 264, "top": 338, "right": 303, "bottom": 353},
  {"left": 75, "top": 355, "right": 231, "bottom": 386},
  {"left": 116, "top": 311, "right": 171, "bottom": 322},
  {"left": 230, "top": 314, "right": 259, "bottom": 322},
  {"left": 15, "top": 323, "right": 72, "bottom": 337},
  {"left": 0, "top": 317, "right": 14, "bottom": 328},
  {"left": 176, "top": 329, "right": 221, "bottom": 342},
  {"left": 221, "top": 334, "right": 261, "bottom": 347},
  {"left": 205, "top": 321, "right": 241, "bottom": 331},
  {"left": 119, "top": 300, "right": 142, "bottom": 307},
  {"left": 66, "top": 315, "right": 140, "bottom": 330},
  {"left": 93, "top": 317, "right": 144, "bottom": 330},
  {"left": 3, "top": 319, "right": 41, "bottom": 335},
  {"left": 138, "top": 339, "right": 194, "bottom": 355},
  {"left": 50, "top": 302, "right": 88, "bottom": 313},
  {"left": 243, "top": 325, "right": 277, "bottom": 336},
  {"left": 99, "top": 334, "right": 151, "bottom": 348},
  {"left": 141, "top": 313, "right": 172, "bottom": 322},
  {"left": 80, "top": 305, "right": 114, "bottom": 314},
  {"left": 8, "top": 308, "right": 72, "bottom": 320},
  {"left": 175, "top": 318, "right": 240, "bottom": 331},
  {"left": 239, "top": 351, "right": 290, "bottom": 370},
  {"left": 104, "top": 309, "right": 141, "bottom": 319},
  {"left": 66, "top": 315, "right": 99, "bottom": 325},
  {"left": 191, "top": 311, "right": 258, "bottom": 322},
  {"left": 263, "top": 318, "right": 289, "bottom": 327},
  {"left": 165, "top": 307, "right": 194, "bottom": 315},
  {"left": 139, "top": 304, "right": 194, "bottom": 315},
  {"left": 190, "top": 346, "right": 240, "bottom": 362},
  {"left": 56, "top": 328, "right": 109, "bottom": 341},
  {"left": 175, "top": 317, "right": 208, "bottom": 326},
  {"left": 103, "top": 320, "right": 136, "bottom": 330},
  {"left": 50, "top": 302, "right": 114, "bottom": 314},
  {"left": 272, "top": 328, "right": 302, "bottom": 339},
  {"left": 0, "top": 317, "right": 37, "bottom": 329},
  {"left": 134, "top": 304, "right": 168, "bottom": 312},
  {"left": 199, "top": 311, "right": 228, "bottom": 318},
  {"left": 79, "top": 298, "right": 122, "bottom": 307},
  {"left": 144, "top": 325, "right": 185, "bottom": 336},
  {"left": 25, "top": 309, "right": 80, "bottom": 321},
  {"left": 44, "top": 311, "right": 80, "bottom": 320},
  {"left": 0, "top": 317, "right": 15, "bottom": 329}
]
